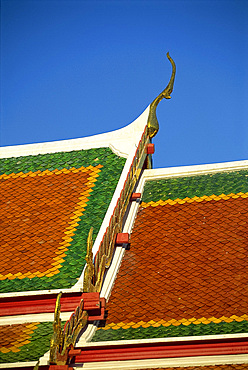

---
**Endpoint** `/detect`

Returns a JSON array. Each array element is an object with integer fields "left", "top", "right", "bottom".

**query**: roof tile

[
  {"left": 0, "top": 321, "right": 58, "bottom": 363},
  {"left": 0, "top": 148, "right": 126, "bottom": 293},
  {"left": 92, "top": 170, "right": 248, "bottom": 341}
]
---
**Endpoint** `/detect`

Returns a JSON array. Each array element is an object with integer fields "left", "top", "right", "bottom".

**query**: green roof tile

[
  {"left": 142, "top": 170, "right": 248, "bottom": 203},
  {"left": 0, "top": 321, "right": 64, "bottom": 363},
  {"left": 92, "top": 317, "right": 248, "bottom": 342}
]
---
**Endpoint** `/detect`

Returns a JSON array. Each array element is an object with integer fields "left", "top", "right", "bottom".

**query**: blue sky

[{"left": 1, "top": 0, "right": 248, "bottom": 168}]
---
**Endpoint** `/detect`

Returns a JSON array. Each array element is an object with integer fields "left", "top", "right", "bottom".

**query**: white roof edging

[
  {"left": 0, "top": 362, "right": 37, "bottom": 369},
  {"left": 0, "top": 311, "right": 72, "bottom": 325},
  {"left": 144, "top": 159, "right": 248, "bottom": 181},
  {"left": 80, "top": 332, "right": 248, "bottom": 347},
  {"left": 72, "top": 354, "right": 248, "bottom": 369},
  {"left": 0, "top": 107, "right": 149, "bottom": 158}
]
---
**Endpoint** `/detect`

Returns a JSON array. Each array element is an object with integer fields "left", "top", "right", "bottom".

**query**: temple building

[{"left": 0, "top": 54, "right": 247, "bottom": 369}]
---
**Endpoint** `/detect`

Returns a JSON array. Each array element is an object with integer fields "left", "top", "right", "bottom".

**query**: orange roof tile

[
  {"left": 93, "top": 170, "right": 248, "bottom": 341},
  {"left": 107, "top": 197, "right": 247, "bottom": 324},
  {"left": 0, "top": 148, "right": 126, "bottom": 292},
  {"left": 0, "top": 166, "right": 100, "bottom": 279},
  {"left": 0, "top": 321, "right": 54, "bottom": 363}
]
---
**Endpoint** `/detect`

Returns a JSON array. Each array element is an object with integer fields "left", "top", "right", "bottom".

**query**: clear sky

[{"left": 1, "top": 0, "right": 248, "bottom": 168}]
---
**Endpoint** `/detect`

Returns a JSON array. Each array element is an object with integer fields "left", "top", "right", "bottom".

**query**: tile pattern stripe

[
  {"left": 142, "top": 191, "right": 248, "bottom": 207},
  {"left": 101, "top": 314, "right": 248, "bottom": 330}
]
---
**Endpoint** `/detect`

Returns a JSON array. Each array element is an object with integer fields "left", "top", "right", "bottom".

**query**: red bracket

[
  {"left": 115, "top": 233, "right": 129, "bottom": 245},
  {"left": 147, "top": 143, "right": 155, "bottom": 154},
  {"left": 130, "top": 192, "right": 141, "bottom": 201},
  {"left": 68, "top": 349, "right": 81, "bottom": 357},
  {"left": 81, "top": 292, "right": 106, "bottom": 321}
]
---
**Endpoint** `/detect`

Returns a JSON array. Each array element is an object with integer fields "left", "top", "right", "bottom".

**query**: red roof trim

[
  {"left": 0, "top": 292, "right": 106, "bottom": 319},
  {"left": 71, "top": 338, "right": 248, "bottom": 363}
]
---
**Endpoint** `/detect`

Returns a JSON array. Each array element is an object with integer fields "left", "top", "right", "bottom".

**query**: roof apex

[{"left": 0, "top": 107, "right": 149, "bottom": 159}]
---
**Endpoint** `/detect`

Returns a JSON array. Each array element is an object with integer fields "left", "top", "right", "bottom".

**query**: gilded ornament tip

[{"left": 147, "top": 52, "right": 176, "bottom": 138}]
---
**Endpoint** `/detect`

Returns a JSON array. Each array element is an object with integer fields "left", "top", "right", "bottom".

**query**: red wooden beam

[
  {"left": 70, "top": 338, "right": 248, "bottom": 363},
  {"left": 0, "top": 293, "right": 83, "bottom": 316},
  {"left": 0, "top": 292, "right": 105, "bottom": 318}
]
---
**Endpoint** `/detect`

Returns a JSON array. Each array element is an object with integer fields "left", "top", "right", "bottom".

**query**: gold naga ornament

[
  {"left": 83, "top": 226, "right": 106, "bottom": 292},
  {"left": 48, "top": 53, "right": 176, "bottom": 367},
  {"left": 49, "top": 292, "right": 88, "bottom": 365},
  {"left": 147, "top": 52, "right": 176, "bottom": 138}
]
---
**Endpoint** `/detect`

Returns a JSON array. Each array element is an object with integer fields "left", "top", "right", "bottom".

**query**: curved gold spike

[
  {"left": 83, "top": 227, "right": 95, "bottom": 292},
  {"left": 147, "top": 52, "right": 176, "bottom": 138},
  {"left": 50, "top": 292, "right": 62, "bottom": 364}
]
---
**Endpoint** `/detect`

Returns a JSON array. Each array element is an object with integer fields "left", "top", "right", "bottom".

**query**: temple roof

[
  {"left": 0, "top": 109, "right": 151, "bottom": 367},
  {"left": 0, "top": 148, "right": 125, "bottom": 293},
  {"left": 92, "top": 167, "right": 248, "bottom": 342},
  {"left": 0, "top": 77, "right": 247, "bottom": 367}
]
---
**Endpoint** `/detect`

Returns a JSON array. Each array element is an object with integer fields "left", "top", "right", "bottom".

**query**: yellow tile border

[
  {"left": 0, "top": 165, "right": 102, "bottom": 280},
  {"left": 142, "top": 192, "right": 248, "bottom": 208},
  {"left": 100, "top": 314, "right": 248, "bottom": 330},
  {"left": 0, "top": 322, "right": 39, "bottom": 353}
]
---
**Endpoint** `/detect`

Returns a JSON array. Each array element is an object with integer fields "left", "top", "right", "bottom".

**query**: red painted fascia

[
  {"left": 0, "top": 292, "right": 106, "bottom": 319},
  {"left": 0, "top": 293, "right": 82, "bottom": 316},
  {"left": 70, "top": 337, "right": 248, "bottom": 363}
]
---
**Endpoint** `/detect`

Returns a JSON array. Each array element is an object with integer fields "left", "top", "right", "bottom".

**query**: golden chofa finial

[{"left": 147, "top": 52, "right": 176, "bottom": 138}]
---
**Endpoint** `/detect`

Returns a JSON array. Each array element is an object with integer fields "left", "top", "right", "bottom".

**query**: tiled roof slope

[
  {"left": 0, "top": 321, "right": 57, "bottom": 363},
  {"left": 0, "top": 148, "right": 126, "bottom": 293},
  {"left": 92, "top": 170, "right": 248, "bottom": 341}
]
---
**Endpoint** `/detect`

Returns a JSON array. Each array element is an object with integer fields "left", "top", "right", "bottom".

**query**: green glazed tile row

[
  {"left": 92, "top": 319, "right": 248, "bottom": 342},
  {"left": 0, "top": 321, "right": 58, "bottom": 363},
  {"left": 142, "top": 170, "right": 248, "bottom": 203},
  {"left": 0, "top": 148, "right": 126, "bottom": 293},
  {"left": 0, "top": 148, "right": 124, "bottom": 175}
]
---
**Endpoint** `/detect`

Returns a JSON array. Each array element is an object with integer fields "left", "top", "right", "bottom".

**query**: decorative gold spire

[
  {"left": 83, "top": 227, "right": 95, "bottom": 292},
  {"left": 49, "top": 292, "right": 88, "bottom": 365},
  {"left": 147, "top": 52, "right": 176, "bottom": 138}
]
